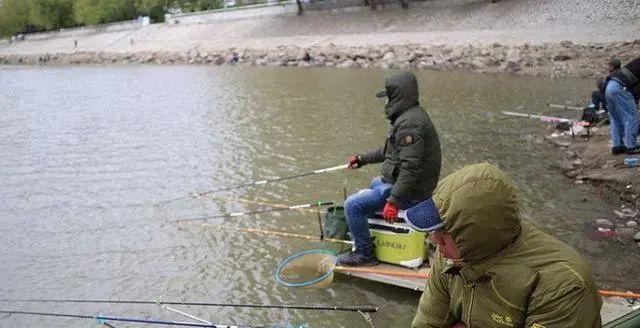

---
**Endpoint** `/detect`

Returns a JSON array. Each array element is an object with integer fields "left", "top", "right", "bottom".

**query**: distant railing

[
  {"left": 162, "top": 0, "right": 415, "bottom": 25},
  {"left": 164, "top": 1, "right": 299, "bottom": 24},
  {"left": 9, "top": 19, "right": 143, "bottom": 42}
]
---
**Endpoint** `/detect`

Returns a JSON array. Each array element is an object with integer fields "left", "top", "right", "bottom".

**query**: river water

[{"left": 1, "top": 66, "right": 638, "bottom": 327}]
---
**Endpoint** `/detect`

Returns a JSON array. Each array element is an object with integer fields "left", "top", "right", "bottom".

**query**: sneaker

[
  {"left": 612, "top": 146, "right": 627, "bottom": 155},
  {"left": 627, "top": 146, "right": 640, "bottom": 155},
  {"left": 336, "top": 252, "right": 379, "bottom": 267}
]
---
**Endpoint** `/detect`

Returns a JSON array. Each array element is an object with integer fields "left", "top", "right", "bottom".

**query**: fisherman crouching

[{"left": 405, "top": 163, "right": 603, "bottom": 328}]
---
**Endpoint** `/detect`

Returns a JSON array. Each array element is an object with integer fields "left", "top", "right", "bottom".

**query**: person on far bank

[
  {"left": 592, "top": 78, "right": 607, "bottom": 112},
  {"left": 338, "top": 71, "right": 441, "bottom": 266},
  {"left": 606, "top": 57, "right": 640, "bottom": 155},
  {"left": 607, "top": 58, "right": 621, "bottom": 76},
  {"left": 581, "top": 78, "right": 608, "bottom": 125}
]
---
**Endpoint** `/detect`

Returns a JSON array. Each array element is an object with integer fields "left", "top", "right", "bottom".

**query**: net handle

[{"left": 275, "top": 249, "right": 337, "bottom": 287}]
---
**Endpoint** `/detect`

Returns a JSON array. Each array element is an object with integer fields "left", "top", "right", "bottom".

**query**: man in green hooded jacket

[
  {"left": 404, "top": 163, "right": 602, "bottom": 328},
  {"left": 338, "top": 71, "right": 441, "bottom": 266}
]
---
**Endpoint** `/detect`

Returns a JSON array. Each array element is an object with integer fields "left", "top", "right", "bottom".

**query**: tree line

[{"left": 0, "top": 0, "right": 223, "bottom": 37}]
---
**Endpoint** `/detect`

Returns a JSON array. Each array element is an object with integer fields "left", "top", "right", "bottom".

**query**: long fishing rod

[
  {"left": 0, "top": 310, "right": 266, "bottom": 328},
  {"left": 195, "top": 223, "right": 354, "bottom": 245},
  {"left": 207, "top": 195, "right": 318, "bottom": 214},
  {"left": 175, "top": 201, "right": 335, "bottom": 223},
  {"left": 158, "top": 303, "right": 213, "bottom": 326},
  {"left": 502, "top": 110, "right": 576, "bottom": 123},
  {"left": 0, "top": 299, "right": 378, "bottom": 313},
  {"left": 155, "top": 164, "right": 349, "bottom": 206},
  {"left": 547, "top": 103, "right": 583, "bottom": 111}
]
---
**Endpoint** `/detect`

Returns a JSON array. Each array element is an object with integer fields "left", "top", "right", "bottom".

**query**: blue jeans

[
  {"left": 606, "top": 80, "right": 639, "bottom": 148},
  {"left": 344, "top": 177, "right": 416, "bottom": 255}
]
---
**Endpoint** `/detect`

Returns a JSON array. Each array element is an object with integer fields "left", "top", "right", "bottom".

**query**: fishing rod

[
  {"left": 175, "top": 201, "right": 335, "bottom": 223},
  {"left": 196, "top": 223, "right": 354, "bottom": 245},
  {"left": 502, "top": 110, "right": 576, "bottom": 124},
  {"left": 0, "top": 309, "right": 268, "bottom": 328},
  {"left": 155, "top": 164, "right": 349, "bottom": 206},
  {"left": 157, "top": 302, "right": 213, "bottom": 326},
  {"left": 207, "top": 195, "right": 318, "bottom": 214},
  {"left": 0, "top": 299, "right": 378, "bottom": 313},
  {"left": 501, "top": 110, "right": 592, "bottom": 139},
  {"left": 547, "top": 103, "right": 583, "bottom": 111}
]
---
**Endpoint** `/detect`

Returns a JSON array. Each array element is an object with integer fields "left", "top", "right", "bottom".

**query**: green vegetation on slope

[{"left": 0, "top": 0, "right": 223, "bottom": 37}]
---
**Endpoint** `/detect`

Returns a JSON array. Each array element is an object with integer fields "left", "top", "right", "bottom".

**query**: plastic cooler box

[{"left": 367, "top": 215, "right": 427, "bottom": 268}]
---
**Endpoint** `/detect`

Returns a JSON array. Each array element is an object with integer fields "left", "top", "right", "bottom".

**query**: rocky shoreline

[
  {"left": 2, "top": 40, "right": 640, "bottom": 77},
  {"left": 545, "top": 125, "right": 640, "bottom": 245}
]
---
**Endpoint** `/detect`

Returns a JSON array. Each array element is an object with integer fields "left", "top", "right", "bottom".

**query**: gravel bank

[{"left": 1, "top": 0, "right": 639, "bottom": 77}]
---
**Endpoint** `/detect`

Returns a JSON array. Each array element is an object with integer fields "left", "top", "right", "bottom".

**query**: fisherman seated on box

[{"left": 338, "top": 71, "right": 441, "bottom": 266}]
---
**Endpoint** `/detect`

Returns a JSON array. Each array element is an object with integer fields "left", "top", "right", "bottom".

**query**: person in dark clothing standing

[
  {"left": 601, "top": 59, "right": 621, "bottom": 105},
  {"left": 581, "top": 78, "right": 608, "bottom": 125},
  {"left": 606, "top": 57, "right": 640, "bottom": 155},
  {"left": 338, "top": 71, "right": 442, "bottom": 266},
  {"left": 592, "top": 78, "right": 607, "bottom": 112},
  {"left": 607, "top": 59, "right": 621, "bottom": 75}
]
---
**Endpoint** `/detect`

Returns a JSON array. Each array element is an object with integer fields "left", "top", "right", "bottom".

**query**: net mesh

[{"left": 276, "top": 250, "right": 337, "bottom": 288}]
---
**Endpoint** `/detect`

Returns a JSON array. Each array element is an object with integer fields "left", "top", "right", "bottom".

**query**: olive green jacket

[
  {"left": 412, "top": 163, "right": 602, "bottom": 328},
  {"left": 360, "top": 72, "right": 441, "bottom": 205}
]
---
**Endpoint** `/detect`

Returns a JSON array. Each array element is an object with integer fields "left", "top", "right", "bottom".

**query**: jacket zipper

[{"left": 461, "top": 273, "right": 476, "bottom": 328}]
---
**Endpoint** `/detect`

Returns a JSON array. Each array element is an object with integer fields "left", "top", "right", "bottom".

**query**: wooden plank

[{"left": 336, "top": 263, "right": 428, "bottom": 291}]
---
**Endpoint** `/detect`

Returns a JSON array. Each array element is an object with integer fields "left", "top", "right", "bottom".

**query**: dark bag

[
  {"left": 555, "top": 121, "right": 572, "bottom": 131},
  {"left": 581, "top": 107, "right": 599, "bottom": 124},
  {"left": 324, "top": 206, "right": 348, "bottom": 240}
]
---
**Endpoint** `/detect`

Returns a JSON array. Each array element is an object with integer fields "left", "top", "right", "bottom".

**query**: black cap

[{"left": 609, "top": 59, "right": 621, "bottom": 70}]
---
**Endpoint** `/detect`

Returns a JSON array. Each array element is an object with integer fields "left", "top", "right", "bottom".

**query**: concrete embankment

[{"left": 1, "top": 0, "right": 640, "bottom": 77}]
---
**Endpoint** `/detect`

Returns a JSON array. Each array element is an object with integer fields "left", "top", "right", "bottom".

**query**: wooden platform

[{"left": 335, "top": 263, "right": 429, "bottom": 291}]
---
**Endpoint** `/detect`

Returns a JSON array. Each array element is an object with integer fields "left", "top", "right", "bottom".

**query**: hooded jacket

[
  {"left": 360, "top": 72, "right": 441, "bottom": 205},
  {"left": 412, "top": 163, "right": 602, "bottom": 328},
  {"left": 608, "top": 57, "right": 640, "bottom": 104}
]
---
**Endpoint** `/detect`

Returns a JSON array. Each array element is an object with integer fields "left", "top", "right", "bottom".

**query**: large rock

[
  {"left": 186, "top": 48, "right": 199, "bottom": 59},
  {"left": 337, "top": 60, "right": 357, "bottom": 68},
  {"left": 595, "top": 219, "right": 614, "bottom": 228},
  {"left": 503, "top": 61, "right": 522, "bottom": 73},
  {"left": 350, "top": 48, "right": 369, "bottom": 59},
  {"left": 552, "top": 53, "right": 572, "bottom": 61},
  {"left": 395, "top": 61, "right": 411, "bottom": 69},
  {"left": 213, "top": 56, "right": 225, "bottom": 65},
  {"left": 374, "top": 61, "right": 390, "bottom": 69},
  {"left": 382, "top": 51, "right": 395, "bottom": 61},
  {"left": 295, "top": 49, "right": 310, "bottom": 61}
]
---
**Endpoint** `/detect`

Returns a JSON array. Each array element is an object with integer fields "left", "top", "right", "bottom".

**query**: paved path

[{"left": 1, "top": 0, "right": 639, "bottom": 55}]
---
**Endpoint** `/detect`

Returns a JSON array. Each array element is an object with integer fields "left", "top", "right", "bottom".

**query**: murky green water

[{"left": 1, "top": 66, "right": 637, "bottom": 327}]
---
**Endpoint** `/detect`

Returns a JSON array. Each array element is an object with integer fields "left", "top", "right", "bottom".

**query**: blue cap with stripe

[{"left": 404, "top": 198, "right": 444, "bottom": 232}]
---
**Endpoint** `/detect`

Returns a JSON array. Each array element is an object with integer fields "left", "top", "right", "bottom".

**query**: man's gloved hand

[
  {"left": 347, "top": 154, "right": 363, "bottom": 169},
  {"left": 382, "top": 202, "right": 398, "bottom": 223}
]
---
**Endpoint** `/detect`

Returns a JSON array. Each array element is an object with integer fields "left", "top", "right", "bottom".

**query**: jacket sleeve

[
  {"left": 524, "top": 283, "right": 602, "bottom": 328},
  {"left": 359, "top": 147, "right": 385, "bottom": 165},
  {"left": 389, "top": 124, "right": 425, "bottom": 205},
  {"left": 412, "top": 255, "right": 457, "bottom": 328}
]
